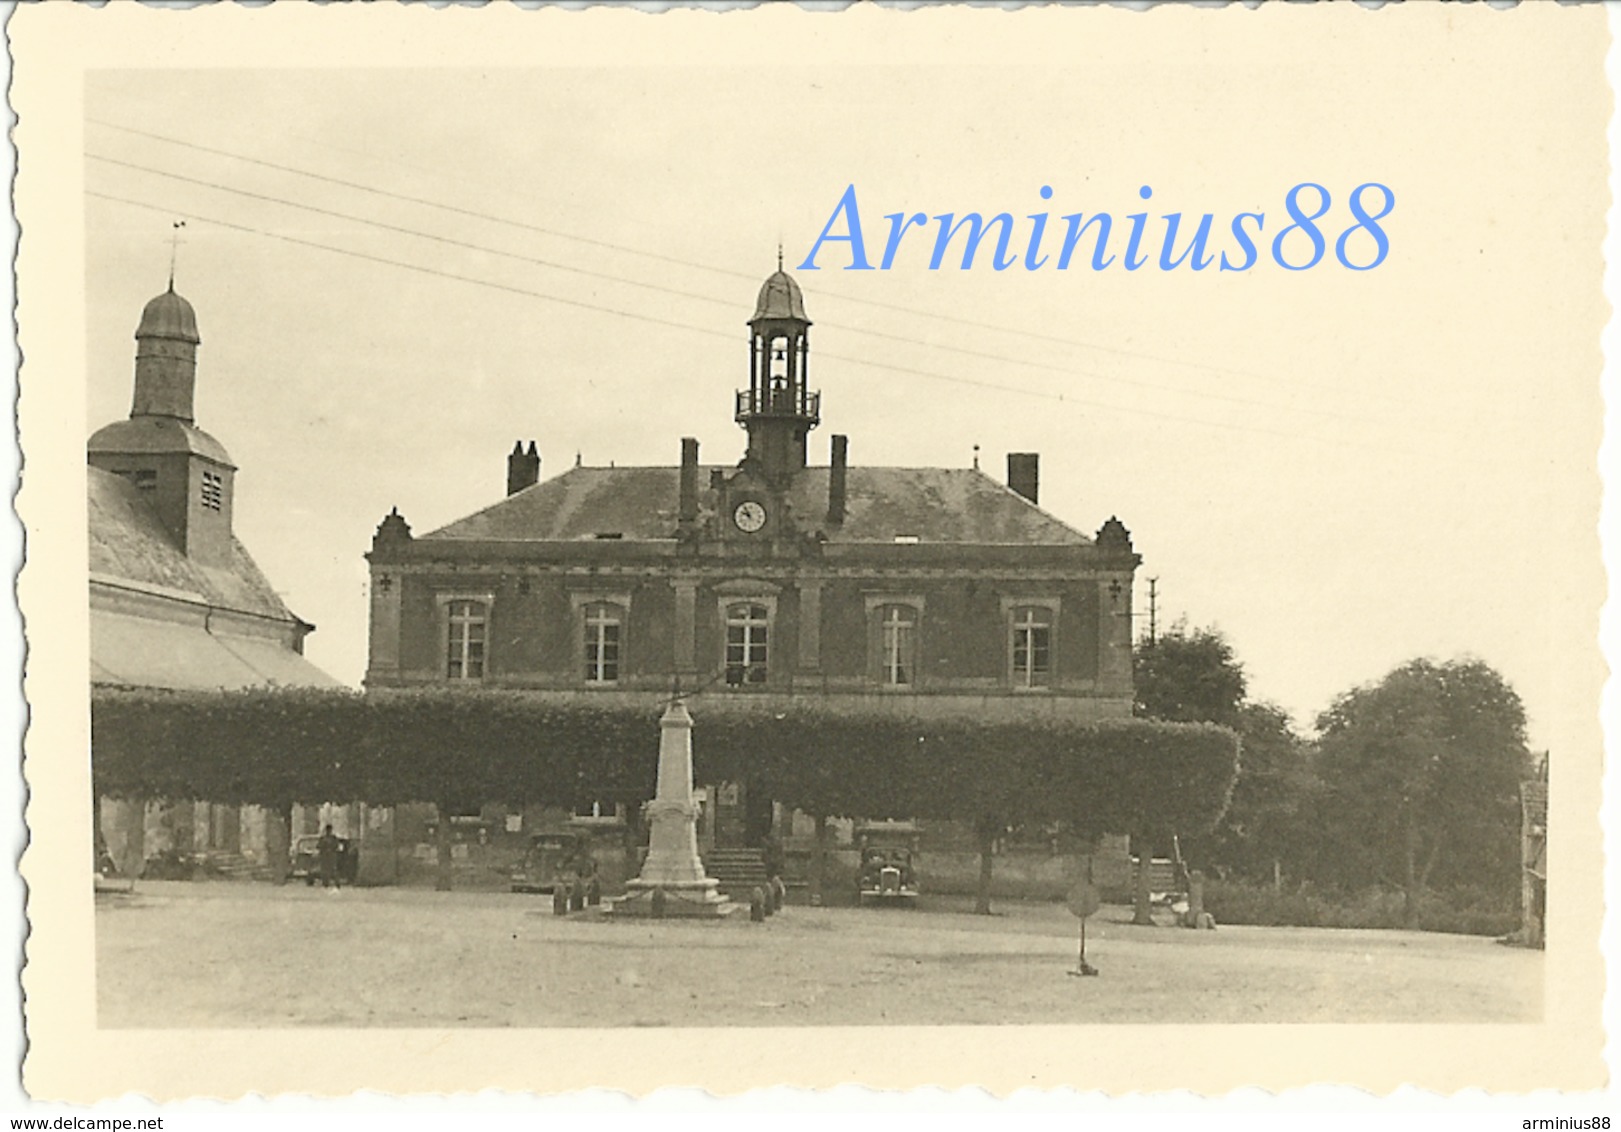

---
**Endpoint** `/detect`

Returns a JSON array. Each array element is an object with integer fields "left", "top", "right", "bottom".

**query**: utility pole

[{"left": 1118, "top": 576, "right": 1159, "bottom": 645}]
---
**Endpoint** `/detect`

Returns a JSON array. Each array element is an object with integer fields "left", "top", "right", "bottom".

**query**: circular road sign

[{"left": 1066, "top": 880, "right": 1102, "bottom": 920}]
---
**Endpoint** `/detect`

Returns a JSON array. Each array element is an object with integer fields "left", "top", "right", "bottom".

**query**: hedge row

[{"left": 90, "top": 687, "right": 1240, "bottom": 837}]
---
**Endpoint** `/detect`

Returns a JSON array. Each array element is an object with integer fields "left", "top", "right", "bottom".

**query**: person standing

[{"left": 317, "top": 824, "right": 341, "bottom": 892}]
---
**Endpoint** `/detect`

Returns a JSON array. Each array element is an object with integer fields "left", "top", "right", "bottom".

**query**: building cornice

[{"left": 90, "top": 571, "right": 310, "bottom": 634}]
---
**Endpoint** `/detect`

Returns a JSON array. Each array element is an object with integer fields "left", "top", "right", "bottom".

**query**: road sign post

[{"left": 1066, "top": 879, "right": 1101, "bottom": 977}]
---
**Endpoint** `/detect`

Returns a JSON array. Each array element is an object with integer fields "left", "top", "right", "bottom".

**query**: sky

[{"left": 81, "top": 25, "right": 1607, "bottom": 753}]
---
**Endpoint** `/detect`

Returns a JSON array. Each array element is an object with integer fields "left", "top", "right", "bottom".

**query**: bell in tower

[{"left": 736, "top": 258, "right": 819, "bottom": 482}]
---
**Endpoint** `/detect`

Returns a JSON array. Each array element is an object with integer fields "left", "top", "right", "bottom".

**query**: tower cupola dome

[
  {"left": 132, "top": 285, "right": 201, "bottom": 421},
  {"left": 750, "top": 270, "right": 809, "bottom": 324},
  {"left": 136, "top": 286, "right": 201, "bottom": 345}
]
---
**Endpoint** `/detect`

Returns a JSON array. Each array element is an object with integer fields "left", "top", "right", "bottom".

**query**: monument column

[{"left": 612, "top": 699, "right": 731, "bottom": 917}]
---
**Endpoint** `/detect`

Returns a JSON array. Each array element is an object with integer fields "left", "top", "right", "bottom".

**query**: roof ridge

[{"left": 420, "top": 461, "right": 1095, "bottom": 545}]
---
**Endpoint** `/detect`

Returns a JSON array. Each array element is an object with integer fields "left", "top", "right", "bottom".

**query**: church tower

[
  {"left": 88, "top": 285, "right": 238, "bottom": 567},
  {"left": 735, "top": 263, "right": 819, "bottom": 482}
]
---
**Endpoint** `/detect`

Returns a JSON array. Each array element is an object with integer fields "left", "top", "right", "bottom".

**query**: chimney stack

[
  {"left": 1007, "top": 452, "right": 1039, "bottom": 505},
  {"left": 828, "top": 434, "right": 849, "bottom": 525},
  {"left": 507, "top": 440, "right": 541, "bottom": 496},
  {"left": 679, "top": 437, "right": 700, "bottom": 530}
]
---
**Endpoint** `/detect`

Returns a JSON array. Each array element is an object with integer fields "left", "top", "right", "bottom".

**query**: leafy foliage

[
  {"left": 1201, "top": 877, "right": 1518, "bottom": 937},
  {"left": 1133, "top": 623, "right": 1266, "bottom": 859},
  {"left": 1125, "top": 618, "right": 1536, "bottom": 934},
  {"left": 91, "top": 687, "right": 1239, "bottom": 837},
  {"left": 1188, "top": 701, "right": 1322, "bottom": 882},
  {"left": 1134, "top": 622, "right": 1247, "bottom": 727},
  {"left": 1312, "top": 658, "right": 1531, "bottom": 919}
]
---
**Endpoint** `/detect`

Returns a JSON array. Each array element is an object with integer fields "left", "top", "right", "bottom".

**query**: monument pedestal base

[{"left": 610, "top": 879, "right": 734, "bottom": 919}]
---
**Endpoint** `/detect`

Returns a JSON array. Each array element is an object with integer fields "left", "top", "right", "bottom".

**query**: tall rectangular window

[
  {"left": 725, "top": 603, "right": 769, "bottom": 686},
  {"left": 1011, "top": 606, "right": 1052, "bottom": 689},
  {"left": 200, "top": 471, "right": 223, "bottom": 511},
  {"left": 880, "top": 604, "right": 917, "bottom": 687},
  {"left": 446, "top": 600, "right": 487, "bottom": 681},
  {"left": 584, "top": 603, "right": 622, "bottom": 683}
]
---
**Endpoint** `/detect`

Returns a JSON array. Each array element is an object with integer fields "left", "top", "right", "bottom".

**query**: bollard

[
  {"left": 750, "top": 887, "right": 766, "bottom": 922},
  {"left": 552, "top": 887, "right": 568, "bottom": 916},
  {"left": 651, "top": 888, "right": 666, "bottom": 919}
]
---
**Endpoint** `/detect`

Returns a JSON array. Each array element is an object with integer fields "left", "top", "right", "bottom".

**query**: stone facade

[{"left": 364, "top": 268, "right": 1140, "bottom": 851}]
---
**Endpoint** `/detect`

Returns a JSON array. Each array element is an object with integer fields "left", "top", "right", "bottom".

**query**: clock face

[{"left": 733, "top": 500, "right": 768, "bottom": 533}]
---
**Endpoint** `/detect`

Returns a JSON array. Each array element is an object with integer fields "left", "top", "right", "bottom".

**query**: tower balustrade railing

[{"left": 735, "top": 388, "right": 820, "bottom": 423}]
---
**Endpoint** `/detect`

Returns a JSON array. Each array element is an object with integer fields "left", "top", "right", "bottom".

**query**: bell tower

[
  {"left": 736, "top": 259, "right": 819, "bottom": 482},
  {"left": 88, "top": 283, "right": 237, "bottom": 568}
]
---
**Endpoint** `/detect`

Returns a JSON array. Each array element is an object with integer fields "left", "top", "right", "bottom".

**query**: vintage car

[
  {"left": 290, "top": 834, "right": 359, "bottom": 886},
  {"left": 510, "top": 831, "right": 598, "bottom": 899},
  {"left": 856, "top": 822, "right": 920, "bottom": 905}
]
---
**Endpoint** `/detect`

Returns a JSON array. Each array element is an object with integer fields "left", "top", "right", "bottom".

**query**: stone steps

[
  {"left": 196, "top": 850, "right": 276, "bottom": 882},
  {"left": 701, "top": 848, "right": 770, "bottom": 897}
]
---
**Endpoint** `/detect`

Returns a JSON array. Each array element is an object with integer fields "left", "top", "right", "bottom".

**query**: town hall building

[{"left": 363, "top": 268, "right": 1141, "bottom": 861}]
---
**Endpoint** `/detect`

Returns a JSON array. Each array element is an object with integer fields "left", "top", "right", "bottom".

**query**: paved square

[{"left": 94, "top": 882, "right": 1542, "bottom": 1027}]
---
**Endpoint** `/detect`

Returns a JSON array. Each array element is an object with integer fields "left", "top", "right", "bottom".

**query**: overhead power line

[
  {"left": 88, "top": 150, "right": 1381, "bottom": 429},
  {"left": 88, "top": 186, "right": 1410, "bottom": 454},
  {"left": 88, "top": 115, "right": 1406, "bottom": 407}
]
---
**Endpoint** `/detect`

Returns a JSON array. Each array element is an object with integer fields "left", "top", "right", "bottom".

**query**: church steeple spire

[{"left": 736, "top": 265, "right": 819, "bottom": 480}]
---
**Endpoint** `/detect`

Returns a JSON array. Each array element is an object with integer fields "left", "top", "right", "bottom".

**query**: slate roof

[
  {"left": 424, "top": 465, "right": 1091, "bottom": 546},
  {"left": 90, "top": 611, "right": 341, "bottom": 691},
  {"left": 89, "top": 466, "right": 302, "bottom": 625},
  {"left": 89, "top": 468, "right": 339, "bottom": 690},
  {"left": 89, "top": 416, "right": 234, "bottom": 466}
]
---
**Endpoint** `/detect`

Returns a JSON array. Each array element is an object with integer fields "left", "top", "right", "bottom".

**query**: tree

[
  {"left": 1188, "top": 701, "right": 1320, "bottom": 886},
  {"left": 1314, "top": 658, "right": 1531, "bottom": 928},
  {"left": 1130, "top": 622, "right": 1247, "bottom": 922},
  {"left": 1134, "top": 621, "right": 1247, "bottom": 728}
]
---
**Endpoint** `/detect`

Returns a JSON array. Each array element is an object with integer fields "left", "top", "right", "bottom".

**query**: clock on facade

[{"left": 733, "top": 500, "right": 767, "bottom": 532}]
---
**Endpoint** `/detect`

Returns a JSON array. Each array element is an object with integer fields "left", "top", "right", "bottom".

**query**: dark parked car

[
  {"left": 510, "top": 831, "right": 598, "bottom": 901},
  {"left": 856, "top": 822, "right": 920, "bottom": 905},
  {"left": 290, "top": 834, "right": 358, "bottom": 886}
]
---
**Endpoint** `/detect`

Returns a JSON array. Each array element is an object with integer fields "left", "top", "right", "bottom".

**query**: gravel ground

[{"left": 95, "top": 881, "right": 1542, "bottom": 1027}]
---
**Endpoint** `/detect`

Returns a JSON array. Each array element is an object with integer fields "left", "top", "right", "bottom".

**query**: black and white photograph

[{"left": 11, "top": 0, "right": 1612, "bottom": 1104}]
